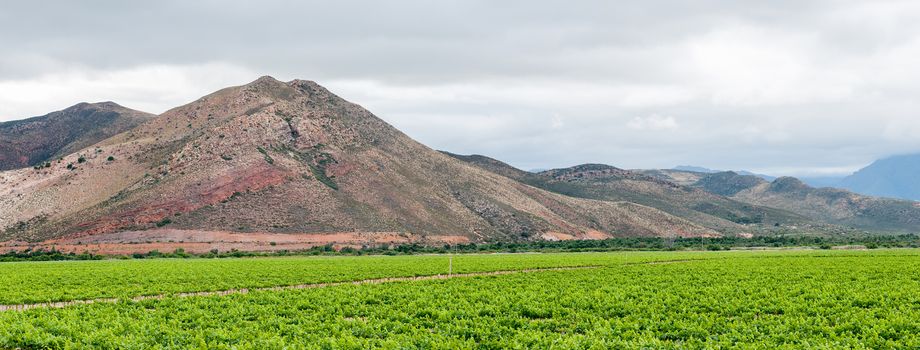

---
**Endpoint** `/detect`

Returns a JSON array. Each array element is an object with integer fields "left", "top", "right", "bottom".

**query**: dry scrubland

[{"left": 1, "top": 250, "right": 919, "bottom": 348}]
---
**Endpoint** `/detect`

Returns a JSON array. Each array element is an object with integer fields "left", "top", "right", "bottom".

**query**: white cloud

[
  {"left": 0, "top": 62, "right": 256, "bottom": 119},
  {"left": 550, "top": 114, "right": 564, "bottom": 129},
  {"left": 683, "top": 24, "right": 857, "bottom": 106},
  {"left": 627, "top": 114, "right": 679, "bottom": 131},
  {"left": 324, "top": 79, "right": 696, "bottom": 111}
]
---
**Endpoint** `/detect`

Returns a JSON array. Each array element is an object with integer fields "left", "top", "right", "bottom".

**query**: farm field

[
  {"left": 1, "top": 250, "right": 919, "bottom": 348},
  {"left": 0, "top": 252, "right": 668, "bottom": 305}
]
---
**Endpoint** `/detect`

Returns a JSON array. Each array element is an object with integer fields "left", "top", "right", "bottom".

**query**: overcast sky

[{"left": 2, "top": 1, "right": 920, "bottom": 176}]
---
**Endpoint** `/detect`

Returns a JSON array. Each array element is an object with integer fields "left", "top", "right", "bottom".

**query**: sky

[{"left": 2, "top": 1, "right": 920, "bottom": 176}]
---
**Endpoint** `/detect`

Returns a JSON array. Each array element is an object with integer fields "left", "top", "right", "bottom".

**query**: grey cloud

[{"left": 2, "top": 0, "right": 920, "bottom": 176}]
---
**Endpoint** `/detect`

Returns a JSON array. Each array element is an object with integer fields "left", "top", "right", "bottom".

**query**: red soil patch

[
  {"left": 0, "top": 229, "right": 471, "bottom": 255},
  {"left": 540, "top": 231, "right": 577, "bottom": 241},
  {"left": 583, "top": 230, "right": 612, "bottom": 240},
  {"left": 539, "top": 230, "right": 610, "bottom": 241},
  {"left": 72, "top": 165, "right": 288, "bottom": 237}
]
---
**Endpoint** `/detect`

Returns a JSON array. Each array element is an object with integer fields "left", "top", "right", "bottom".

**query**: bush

[
  {"left": 173, "top": 248, "right": 189, "bottom": 258},
  {"left": 107, "top": 156, "right": 115, "bottom": 161},
  {"left": 155, "top": 218, "right": 172, "bottom": 227},
  {"left": 310, "top": 164, "right": 338, "bottom": 190},
  {"left": 257, "top": 147, "right": 274, "bottom": 164}
]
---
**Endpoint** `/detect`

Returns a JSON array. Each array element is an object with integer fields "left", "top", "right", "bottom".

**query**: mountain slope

[
  {"left": 672, "top": 166, "right": 776, "bottom": 181},
  {"left": 446, "top": 154, "right": 808, "bottom": 234},
  {"left": 651, "top": 170, "right": 920, "bottom": 233},
  {"left": 0, "top": 102, "right": 154, "bottom": 171},
  {"left": 840, "top": 154, "right": 920, "bottom": 201},
  {"left": 0, "top": 77, "right": 715, "bottom": 245}
]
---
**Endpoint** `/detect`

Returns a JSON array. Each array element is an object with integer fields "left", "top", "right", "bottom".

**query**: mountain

[
  {"left": 839, "top": 154, "right": 920, "bottom": 201},
  {"left": 0, "top": 102, "right": 154, "bottom": 171},
  {"left": 735, "top": 170, "right": 777, "bottom": 182},
  {"left": 650, "top": 170, "right": 920, "bottom": 233},
  {"left": 693, "top": 171, "right": 769, "bottom": 197},
  {"left": 446, "top": 154, "right": 809, "bottom": 234},
  {"left": 673, "top": 165, "right": 718, "bottom": 173},
  {"left": 0, "top": 77, "right": 717, "bottom": 249},
  {"left": 671, "top": 166, "right": 775, "bottom": 181}
]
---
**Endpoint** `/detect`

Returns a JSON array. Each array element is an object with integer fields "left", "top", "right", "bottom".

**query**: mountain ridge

[
  {"left": 445, "top": 152, "right": 811, "bottom": 234},
  {"left": 672, "top": 166, "right": 776, "bottom": 181},
  {"left": 0, "top": 102, "right": 154, "bottom": 171},
  {"left": 647, "top": 169, "right": 920, "bottom": 233}
]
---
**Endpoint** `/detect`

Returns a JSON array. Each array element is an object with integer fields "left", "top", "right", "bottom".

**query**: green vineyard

[{"left": 1, "top": 250, "right": 919, "bottom": 348}]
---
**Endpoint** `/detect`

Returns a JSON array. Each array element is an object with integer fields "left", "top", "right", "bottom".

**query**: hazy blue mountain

[
  {"left": 840, "top": 154, "right": 920, "bottom": 201},
  {"left": 800, "top": 176, "right": 844, "bottom": 188},
  {"left": 673, "top": 165, "right": 718, "bottom": 173}
]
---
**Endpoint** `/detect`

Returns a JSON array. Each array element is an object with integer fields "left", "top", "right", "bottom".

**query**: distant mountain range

[
  {"left": 2, "top": 77, "right": 919, "bottom": 254},
  {"left": 642, "top": 170, "right": 920, "bottom": 233},
  {"left": 446, "top": 155, "right": 809, "bottom": 235},
  {"left": 678, "top": 159, "right": 920, "bottom": 203},
  {"left": 672, "top": 166, "right": 776, "bottom": 181}
]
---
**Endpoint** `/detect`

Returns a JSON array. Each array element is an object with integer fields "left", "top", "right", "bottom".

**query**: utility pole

[{"left": 448, "top": 255, "right": 453, "bottom": 278}]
